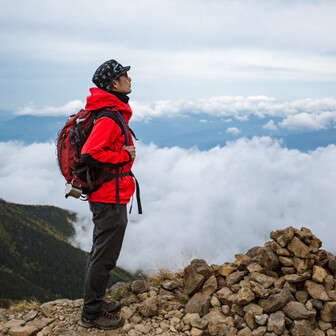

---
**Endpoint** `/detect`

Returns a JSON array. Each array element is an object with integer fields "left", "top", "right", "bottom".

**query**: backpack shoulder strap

[{"left": 93, "top": 108, "right": 124, "bottom": 135}]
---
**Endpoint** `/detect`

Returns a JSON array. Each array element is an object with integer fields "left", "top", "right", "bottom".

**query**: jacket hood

[{"left": 85, "top": 88, "right": 132, "bottom": 122}]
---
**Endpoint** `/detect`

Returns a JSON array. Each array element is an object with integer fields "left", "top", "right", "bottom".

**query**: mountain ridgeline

[{"left": 0, "top": 199, "right": 135, "bottom": 307}]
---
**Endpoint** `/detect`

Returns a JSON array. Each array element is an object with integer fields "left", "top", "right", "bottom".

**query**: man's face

[{"left": 112, "top": 73, "right": 132, "bottom": 94}]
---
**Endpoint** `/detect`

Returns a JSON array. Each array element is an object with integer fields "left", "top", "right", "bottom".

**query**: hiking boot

[
  {"left": 104, "top": 300, "right": 121, "bottom": 313},
  {"left": 79, "top": 311, "right": 124, "bottom": 330}
]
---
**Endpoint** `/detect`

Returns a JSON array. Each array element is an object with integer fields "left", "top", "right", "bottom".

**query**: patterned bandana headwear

[{"left": 92, "top": 59, "right": 130, "bottom": 92}]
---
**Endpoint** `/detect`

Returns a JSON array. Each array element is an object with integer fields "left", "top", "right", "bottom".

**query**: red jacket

[{"left": 81, "top": 88, "right": 135, "bottom": 203}]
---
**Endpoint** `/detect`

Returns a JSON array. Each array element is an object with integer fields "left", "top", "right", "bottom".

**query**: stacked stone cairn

[
  {"left": 2, "top": 226, "right": 336, "bottom": 336},
  {"left": 112, "top": 226, "right": 336, "bottom": 336}
]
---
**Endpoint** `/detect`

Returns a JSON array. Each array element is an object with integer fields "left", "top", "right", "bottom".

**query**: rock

[
  {"left": 219, "top": 265, "right": 236, "bottom": 277},
  {"left": 138, "top": 297, "right": 158, "bottom": 317},
  {"left": 23, "top": 311, "right": 37, "bottom": 322},
  {"left": 313, "top": 329, "right": 325, "bottom": 336},
  {"left": 252, "top": 326, "right": 267, "bottom": 336},
  {"left": 217, "top": 286, "right": 234, "bottom": 305},
  {"left": 284, "top": 273, "right": 310, "bottom": 282},
  {"left": 190, "top": 317, "right": 208, "bottom": 329},
  {"left": 161, "top": 280, "right": 179, "bottom": 291},
  {"left": 328, "top": 255, "right": 336, "bottom": 274},
  {"left": 185, "top": 292, "right": 211, "bottom": 317},
  {"left": 250, "top": 281, "right": 270, "bottom": 298},
  {"left": 321, "top": 302, "right": 336, "bottom": 322},
  {"left": 40, "top": 303, "right": 53, "bottom": 318},
  {"left": 293, "top": 257, "right": 309, "bottom": 273},
  {"left": 290, "top": 319, "right": 314, "bottom": 336},
  {"left": 202, "top": 275, "right": 217, "bottom": 295},
  {"left": 8, "top": 325, "right": 38, "bottom": 336},
  {"left": 134, "top": 324, "right": 151, "bottom": 333},
  {"left": 255, "top": 314, "right": 268, "bottom": 326},
  {"left": 250, "top": 272, "right": 276, "bottom": 288},
  {"left": 263, "top": 289, "right": 294, "bottom": 314},
  {"left": 226, "top": 271, "right": 248, "bottom": 287},
  {"left": 121, "top": 306, "right": 135, "bottom": 319},
  {"left": 26, "top": 319, "right": 52, "bottom": 330},
  {"left": 246, "top": 246, "right": 263, "bottom": 258},
  {"left": 305, "top": 280, "right": 330, "bottom": 301},
  {"left": 267, "top": 311, "right": 286, "bottom": 335},
  {"left": 234, "top": 254, "right": 252, "bottom": 266},
  {"left": 210, "top": 295, "right": 221, "bottom": 307},
  {"left": 131, "top": 279, "right": 149, "bottom": 294},
  {"left": 295, "top": 290, "right": 309, "bottom": 304},
  {"left": 243, "top": 303, "right": 263, "bottom": 315},
  {"left": 237, "top": 287, "right": 255, "bottom": 305},
  {"left": 318, "top": 320, "right": 332, "bottom": 331},
  {"left": 288, "top": 236, "right": 311, "bottom": 258},
  {"left": 190, "top": 327, "right": 204, "bottom": 336},
  {"left": 257, "top": 246, "right": 280, "bottom": 270},
  {"left": 203, "top": 310, "right": 227, "bottom": 329},
  {"left": 184, "top": 265, "right": 205, "bottom": 296},
  {"left": 190, "top": 259, "right": 214, "bottom": 279},
  {"left": 283, "top": 301, "right": 316, "bottom": 319},
  {"left": 279, "top": 256, "right": 294, "bottom": 266},
  {"left": 109, "top": 281, "right": 130, "bottom": 298},
  {"left": 174, "top": 288, "right": 189, "bottom": 304},
  {"left": 3, "top": 320, "right": 23, "bottom": 329},
  {"left": 270, "top": 227, "right": 295, "bottom": 247},
  {"left": 238, "top": 326, "right": 253, "bottom": 336},
  {"left": 247, "top": 263, "right": 264, "bottom": 273},
  {"left": 312, "top": 265, "right": 328, "bottom": 283}
]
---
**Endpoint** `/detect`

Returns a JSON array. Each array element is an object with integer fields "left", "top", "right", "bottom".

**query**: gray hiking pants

[{"left": 82, "top": 202, "right": 127, "bottom": 320}]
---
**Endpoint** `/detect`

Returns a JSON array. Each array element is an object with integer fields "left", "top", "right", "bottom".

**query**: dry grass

[
  {"left": 9, "top": 299, "right": 40, "bottom": 313},
  {"left": 149, "top": 267, "right": 177, "bottom": 287},
  {"left": 145, "top": 248, "right": 201, "bottom": 287}
]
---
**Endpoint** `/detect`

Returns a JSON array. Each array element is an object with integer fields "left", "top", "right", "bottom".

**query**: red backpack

[{"left": 56, "top": 108, "right": 142, "bottom": 213}]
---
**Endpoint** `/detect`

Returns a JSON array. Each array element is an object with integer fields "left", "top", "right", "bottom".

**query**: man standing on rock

[{"left": 79, "top": 59, "right": 140, "bottom": 330}]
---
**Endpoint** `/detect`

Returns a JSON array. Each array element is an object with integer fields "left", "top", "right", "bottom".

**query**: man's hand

[{"left": 123, "top": 146, "right": 136, "bottom": 160}]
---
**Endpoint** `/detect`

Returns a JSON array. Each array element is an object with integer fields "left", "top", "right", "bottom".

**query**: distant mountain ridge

[
  {"left": 0, "top": 198, "right": 135, "bottom": 307},
  {"left": 0, "top": 113, "right": 335, "bottom": 151}
]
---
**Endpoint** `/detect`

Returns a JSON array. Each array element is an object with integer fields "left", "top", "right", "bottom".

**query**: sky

[
  {"left": 1, "top": 0, "right": 336, "bottom": 273},
  {"left": 1, "top": 0, "right": 336, "bottom": 111}
]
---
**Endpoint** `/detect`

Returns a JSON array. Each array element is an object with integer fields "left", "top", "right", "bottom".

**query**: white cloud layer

[
  {"left": 1, "top": 139, "right": 336, "bottom": 272},
  {"left": 16, "top": 96, "right": 336, "bottom": 131}
]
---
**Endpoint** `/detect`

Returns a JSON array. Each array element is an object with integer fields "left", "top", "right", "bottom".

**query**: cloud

[
  {"left": 226, "top": 127, "right": 241, "bottom": 135},
  {"left": 15, "top": 100, "right": 84, "bottom": 117},
  {"left": 1, "top": 138, "right": 336, "bottom": 273},
  {"left": 263, "top": 120, "right": 278, "bottom": 130},
  {"left": 16, "top": 97, "right": 336, "bottom": 134},
  {"left": 279, "top": 111, "right": 336, "bottom": 130}
]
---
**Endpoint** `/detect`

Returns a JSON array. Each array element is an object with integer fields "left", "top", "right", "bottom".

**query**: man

[{"left": 79, "top": 59, "right": 137, "bottom": 330}]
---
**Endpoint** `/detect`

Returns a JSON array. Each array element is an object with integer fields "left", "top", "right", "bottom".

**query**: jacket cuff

[{"left": 122, "top": 149, "right": 133, "bottom": 162}]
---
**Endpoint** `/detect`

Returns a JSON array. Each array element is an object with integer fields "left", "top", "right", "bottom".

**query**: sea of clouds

[
  {"left": 15, "top": 96, "right": 336, "bottom": 131},
  {"left": 1, "top": 137, "right": 336, "bottom": 273}
]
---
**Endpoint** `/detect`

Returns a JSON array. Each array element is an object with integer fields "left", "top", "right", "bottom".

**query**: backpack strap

[{"left": 91, "top": 108, "right": 142, "bottom": 214}]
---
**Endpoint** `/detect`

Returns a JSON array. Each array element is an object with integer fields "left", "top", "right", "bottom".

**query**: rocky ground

[{"left": 2, "top": 226, "right": 336, "bottom": 335}]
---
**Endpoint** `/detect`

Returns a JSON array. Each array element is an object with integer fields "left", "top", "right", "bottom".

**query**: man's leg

[{"left": 82, "top": 202, "right": 127, "bottom": 320}]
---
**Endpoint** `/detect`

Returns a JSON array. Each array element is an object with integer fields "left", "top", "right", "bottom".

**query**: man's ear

[{"left": 111, "top": 80, "right": 118, "bottom": 89}]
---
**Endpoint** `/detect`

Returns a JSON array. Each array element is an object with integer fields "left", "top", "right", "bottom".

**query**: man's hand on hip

[{"left": 123, "top": 146, "right": 136, "bottom": 160}]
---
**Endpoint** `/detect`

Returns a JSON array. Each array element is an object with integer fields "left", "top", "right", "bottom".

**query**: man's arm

[{"left": 81, "top": 117, "right": 133, "bottom": 166}]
